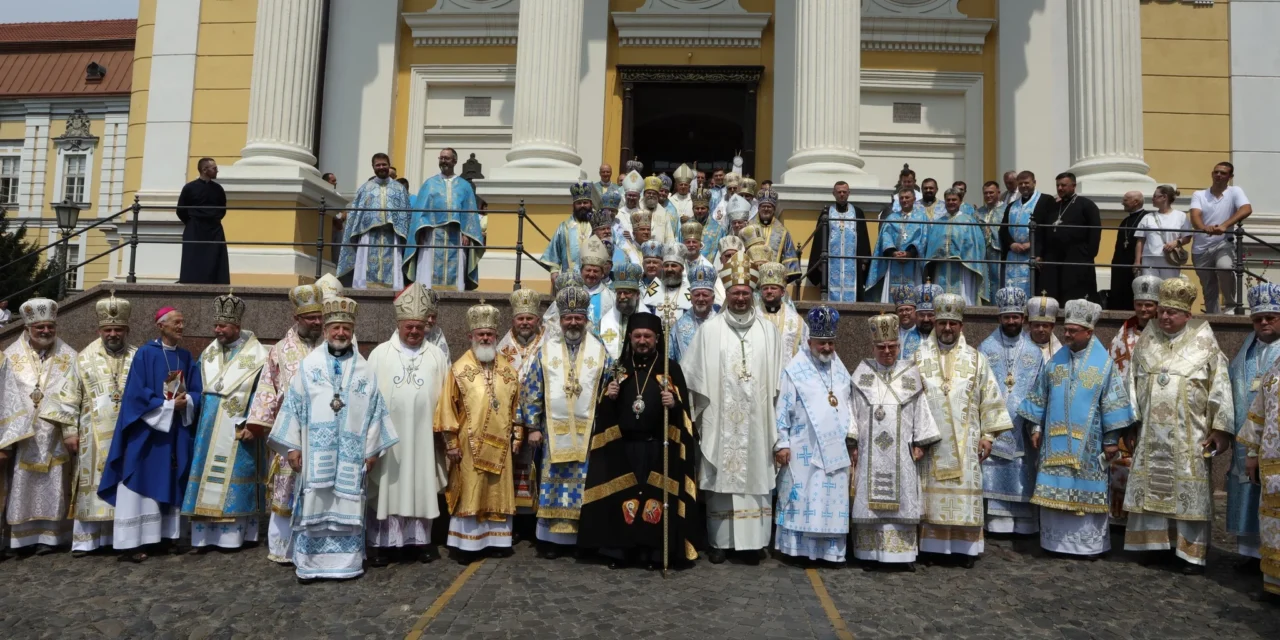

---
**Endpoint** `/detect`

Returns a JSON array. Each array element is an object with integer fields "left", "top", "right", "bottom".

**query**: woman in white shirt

[{"left": 1133, "top": 184, "right": 1193, "bottom": 279}]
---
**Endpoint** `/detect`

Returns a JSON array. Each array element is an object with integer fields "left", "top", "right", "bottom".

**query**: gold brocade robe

[
  {"left": 0, "top": 337, "right": 77, "bottom": 525},
  {"left": 761, "top": 304, "right": 809, "bottom": 367},
  {"left": 435, "top": 350, "right": 520, "bottom": 520},
  {"left": 1125, "top": 319, "right": 1233, "bottom": 521},
  {"left": 915, "top": 334, "right": 1013, "bottom": 527},
  {"left": 39, "top": 339, "right": 136, "bottom": 522}
]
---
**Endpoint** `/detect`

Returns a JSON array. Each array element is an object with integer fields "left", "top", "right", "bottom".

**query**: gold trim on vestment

[
  {"left": 590, "top": 425, "right": 622, "bottom": 451},
  {"left": 536, "top": 507, "right": 582, "bottom": 521},
  {"left": 18, "top": 453, "right": 70, "bottom": 473},
  {"left": 1031, "top": 496, "right": 1109, "bottom": 514},
  {"left": 647, "top": 471, "right": 679, "bottom": 495},
  {"left": 1123, "top": 528, "right": 1170, "bottom": 545},
  {"left": 582, "top": 473, "right": 637, "bottom": 504},
  {"left": 446, "top": 529, "right": 513, "bottom": 540},
  {"left": 920, "top": 526, "right": 983, "bottom": 542}
]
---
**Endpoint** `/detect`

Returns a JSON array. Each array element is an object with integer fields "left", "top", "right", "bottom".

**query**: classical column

[
  {"left": 1065, "top": 0, "right": 1155, "bottom": 193},
  {"left": 236, "top": 0, "right": 325, "bottom": 170},
  {"left": 489, "top": 0, "right": 586, "bottom": 182},
  {"left": 779, "top": 0, "right": 873, "bottom": 188}
]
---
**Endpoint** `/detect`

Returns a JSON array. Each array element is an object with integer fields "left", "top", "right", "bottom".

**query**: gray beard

[{"left": 472, "top": 343, "right": 496, "bottom": 363}]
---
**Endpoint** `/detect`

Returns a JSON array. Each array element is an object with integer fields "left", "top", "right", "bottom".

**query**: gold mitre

[
  {"left": 467, "top": 299, "right": 501, "bottom": 332},
  {"left": 643, "top": 175, "right": 663, "bottom": 193},
  {"left": 315, "top": 273, "right": 344, "bottom": 301},
  {"left": 630, "top": 210, "right": 652, "bottom": 229},
  {"left": 394, "top": 282, "right": 432, "bottom": 321},
  {"left": 758, "top": 261, "right": 786, "bottom": 288},
  {"left": 935, "top": 293, "right": 966, "bottom": 322},
  {"left": 509, "top": 288, "right": 542, "bottom": 318},
  {"left": 95, "top": 291, "right": 131, "bottom": 327},
  {"left": 739, "top": 223, "right": 765, "bottom": 248},
  {"left": 673, "top": 163, "right": 694, "bottom": 185},
  {"left": 868, "top": 313, "right": 900, "bottom": 344},
  {"left": 1158, "top": 276, "right": 1197, "bottom": 313},
  {"left": 740, "top": 177, "right": 758, "bottom": 197},
  {"left": 289, "top": 284, "right": 323, "bottom": 315},
  {"left": 323, "top": 296, "right": 358, "bottom": 325},
  {"left": 719, "top": 251, "right": 757, "bottom": 289},
  {"left": 213, "top": 289, "right": 246, "bottom": 326},
  {"left": 691, "top": 187, "right": 712, "bottom": 207},
  {"left": 581, "top": 236, "right": 611, "bottom": 268},
  {"left": 681, "top": 220, "right": 704, "bottom": 241}
]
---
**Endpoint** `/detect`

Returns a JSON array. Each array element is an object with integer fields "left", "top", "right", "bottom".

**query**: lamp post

[{"left": 52, "top": 198, "right": 84, "bottom": 299}]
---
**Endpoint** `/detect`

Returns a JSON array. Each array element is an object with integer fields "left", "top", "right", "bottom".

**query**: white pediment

[
  {"left": 612, "top": 0, "right": 772, "bottom": 48},
  {"left": 403, "top": 0, "right": 521, "bottom": 47},
  {"left": 861, "top": 0, "right": 994, "bottom": 54}
]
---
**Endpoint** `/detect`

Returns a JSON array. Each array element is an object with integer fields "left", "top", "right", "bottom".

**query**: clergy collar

[
  {"left": 938, "top": 338, "right": 958, "bottom": 352},
  {"left": 327, "top": 344, "right": 353, "bottom": 358},
  {"left": 833, "top": 202, "right": 849, "bottom": 213},
  {"left": 372, "top": 176, "right": 390, "bottom": 185},
  {"left": 158, "top": 339, "right": 179, "bottom": 351},
  {"left": 1020, "top": 193, "right": 1034, "bottom": 204}
]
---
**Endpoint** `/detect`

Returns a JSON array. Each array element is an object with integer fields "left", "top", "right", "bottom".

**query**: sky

[{"left": 4, "top": 0, "right": 138, "bottom": 23}]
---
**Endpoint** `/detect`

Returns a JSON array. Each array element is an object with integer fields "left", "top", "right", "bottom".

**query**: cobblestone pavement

[{"left": 1, "top": 528, "right": 1277, "bottom": 639}]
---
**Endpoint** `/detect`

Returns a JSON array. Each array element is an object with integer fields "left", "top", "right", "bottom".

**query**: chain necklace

[
  {"left": 1053, "top": 194, "right": 1076, "bottom": 227},
  {"left": 1000, "top": 332, "right": 1019, "bottom": 392},
  {"left": 482, "top": 362, "right": 500, "bottom": 410},
  {"left": 23, "top": 337, "right": 52, "bottom": 405},
  {"left": 328, "top": 350, "right": 357, "bottom": 413},
  {"left": 814, "top": 358, "right": 839, "bottom": 407},
  {"left": 630, "top": 355, "right": 658, "bottom": 417},
  {"left": 939, "top": 343, "right": 957, "bottom": 396},
  {"left": 105, "top": 343, "right": 127, "bottom": 405}
]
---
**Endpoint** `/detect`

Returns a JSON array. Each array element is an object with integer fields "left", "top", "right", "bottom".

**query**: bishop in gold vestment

[
  {"left": 437, "top": 301, "right": 522, "bottom": 556},
  {"left": 39, "top": 293, "right": 136, "bottom": 553}
]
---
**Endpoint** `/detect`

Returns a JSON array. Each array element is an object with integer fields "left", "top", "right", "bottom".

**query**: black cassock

[
  {"left": 577, "top": 349, "right": 703, "bottom": 565},
  {"left": 1107, "top": 208, "right": 1147, "bottom": 310},
  {"left": 806, "top": 203, "right": 871, "bottom": 299},
  {"left": 1034, "top": 194, "right": 1101, "bottom": 303},
  {"left": 177, "top": 178, "right": 230, "bottom": 284}
]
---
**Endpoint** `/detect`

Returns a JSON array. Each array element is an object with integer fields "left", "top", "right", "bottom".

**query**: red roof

[
  {"left": 0, "top": 19, "right": 137, "bottom": 44},
  {"left": 0, "top": 49, "right": 133, "bottom": 97}
]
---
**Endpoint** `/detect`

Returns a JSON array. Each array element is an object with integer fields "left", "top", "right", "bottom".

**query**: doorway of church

[{"left": 619, "top": 66, "right": 762, "bottom": 179}]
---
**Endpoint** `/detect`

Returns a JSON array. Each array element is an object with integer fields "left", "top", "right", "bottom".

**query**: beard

[
  {"left": 103, "top": 336, "right": 126, "bottom": 352},
  {"left": 643, "top": 196, "right": 658, "bottom": 209},
  {"left": 1001, "top": 324, "right": 1021, "bottom": 338},
  {"left": 28, "top": 333, "right": 54, "bottom": 350},
  {"left": 327, "top": 337, "right": 351, "bottom": 351},
  {"left": 616, "top": 298, "right": 637, "bottom": 315},
  {"left": 763, "top": 299, "right": 782, "bottom": 313},
  {"left": 472, "top": 343, "right": 496, "bottom": 363},
  {"left": 563, "top": 328, "right": 584, "bottom": 344},
  {"left": 813, "top": 352, "right": 833, "bottom": 364},
  {"left": 662, "top": 274, "right": 683, "bottom": 288},
  {"left": 516, "top": 327, "right": 538, "bottom": 343}
]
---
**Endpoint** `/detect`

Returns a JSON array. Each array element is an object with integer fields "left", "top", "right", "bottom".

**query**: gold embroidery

[
  {"left": 582, "top": 473, "right": 638, "bottom": 504},
  {"left": 590, "top": 425, "right": 622, "bottom": 450},
  {"left": 647, "top": 471, "right": 679, "bottom": 495}
]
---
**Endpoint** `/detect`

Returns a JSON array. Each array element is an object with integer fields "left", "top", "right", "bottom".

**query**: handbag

[{"left": 1143, "top": 212, "right": 1189, "bottom": 267}]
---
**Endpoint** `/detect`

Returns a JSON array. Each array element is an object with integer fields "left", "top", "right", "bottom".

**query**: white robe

[
  {"left": 366, "top": 334, "right": 449, "bottom": 545},
  {"left": 683, "top": 311, "right": 783, "bottom": 550},
  {"left": 641, "top": 281, "right": 692, "bottom": 329}
]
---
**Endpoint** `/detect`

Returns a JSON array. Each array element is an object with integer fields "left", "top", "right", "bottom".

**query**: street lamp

[{"left": 52, "top": 198, "right": 85, "bottom": 299}]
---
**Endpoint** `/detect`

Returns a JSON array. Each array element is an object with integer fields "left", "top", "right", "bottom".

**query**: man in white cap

[
  {"left": 682, "top": 252, "right": 783, "bottom": 565},
  {"left": 758, "top": 261, "right": 809, "bottom": 365},
  {"left": 1105, "top": 274, "right": 1160, "bottom": 526},
  {"left": 0, "top": 298, "right": 77, "bottom": 554},
  {"left": 1122, "top": 277, "right": 1232, "bottom": 574},
  {"left": 247, "top": 282, "right": 326, "bottom": 564},
  {"left": 600, "top": 263, "right": 646, "bottom": 359},
  {"left": 671, "top": 264, "right": 720, "bottom": 362},
  {"left": 268, "top": 296, "right": 399, "bottom": 582},
  {"left": 619, "top": 170, "right": 645, "bottom": 225},
  {"left": 669, "top": 164, "right": 695, "bottom": 222},
  {"left": 915, "top": 293, "right": 1012, "bottom": 567},
  {"left": 642, "top": 243, "right": 692, "bottom": 331},
  {"left": 1026, "top": 292, "right": 1063, "bottom": 362},
  {"left": 709, "top": 172, "right": 743, "bottom": 226},
  {"left": 977, "top": 286, "right": 1044, "bottom": 536},
  {"left": 774, "top": 306, "right": 855, "bottom": 565},
  {"left": 1226, "top": 283, "right": 1280, "bottom": 572},
  {"left": 717, "top": 235, "right": 744, "bottom": 270},
  {"left": 639, "top": 175, "right": 679, "bottom": 244},
  {"left": 518, "top": 285, "right": 613, "bottom": 559},
  {"left": 436, "top": 300, "right": 523, "bottom": 561},
  {"left": 849, "top": 313, "right": 940, "bottom": 571},
  {"left": 496, "top": 288, "right": 545, "bottom": 528},
  {"left": 366, "top": 283, "right": 450, "bottom": 566},
  {"left": 183, "top": 291, "right": 269, "bottom": 553},
  {"left": 40, "top": 292, "right": 136, "bottom": 556},
  {"left": 724, "top": 195, "right": 752, "bottom": 241},
  {"left": 1019, "top": 299, "right": 1135, "bottom": 559}
]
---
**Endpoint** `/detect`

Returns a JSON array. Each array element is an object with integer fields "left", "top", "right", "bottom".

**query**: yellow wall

[
  {"left": 190, "top": 0, "right": 256, "bottom": 181},
  {"left": 1140, "top": 0, "right": 1231, "bottom": 193},
  {"left": 122, "top": 0, "right": 156, "bottom": 202}
]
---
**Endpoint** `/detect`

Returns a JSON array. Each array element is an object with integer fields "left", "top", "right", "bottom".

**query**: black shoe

[
  {"left": 961, "top": 556, "right": 976, "bottom": 569},
  {"left": 707, "top": 548, "right": 726, "bottom": 564},
  {"left": 1180, "top": 561, "right": 1205, "bottom": 575},
  {"left": 33, "top": 544, "right": 56, "bottom": 556},
  {"left": 71, "top": 550, "right": 89, "bottom": 559},
  {"left": 608, "top": 558, "right": 631, "bottom": 570},
  {"left": 903, "top": 562, "right": 917, "bottom": 573},
  {"left": 536, "top": 544, "right": 561, "bottom": 560},
  {"left": 1235, "top": 557, "right": 1262, "bottom": 575},
  {"left": 1249, "top": 589, "right": 1280, "bottom": 604},
  {"left": 741, "top": 551, "right": 760, "bottom": 566},
  {"left": 420, "top": 545, "right": 441, "bottom": 563},
  {"left": 368, "top": 550, "right": 391, "bottom": 568},
  {"left": 488, "top": 547, "right": 514, "bottom": 559},
  {"left": 296, "top": 576, "right": 318, "bottom": 585}
]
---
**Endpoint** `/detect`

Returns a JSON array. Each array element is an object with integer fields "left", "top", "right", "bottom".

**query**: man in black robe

[
  {"left": 176, "top": 157, "right": 230, "bottom": 284},
  {"left": 806, "top": 181, "right": 871, "bottom": 300},
  {"left": 1107, "top": 190, "right": 1148, "bottom": 310},
  {"left": 578, "top": 312, "right": 701, "bottom": 570},
  {"left": 1035, "top": 172, "right": 1101, "bottom": 303}
]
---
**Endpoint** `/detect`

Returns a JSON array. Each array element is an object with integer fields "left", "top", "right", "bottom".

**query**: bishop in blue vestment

[
  {"left": 1227, "top": 284, "right": 1280, "bottom": 563},
  {"left": 865, "top": 190, "right": 927, "bottom": 303},
  {"left": 541, "top": 183, "right": 596, "bottom": 278},
  {"left": 337, "top": 161, "right": 412, "bottom": 289},
  {"left": 923, "top": 192, "right": 987, "bottom": 305},
  {"left": 406, "top": 150, "right": 484, "bottom": 291}
]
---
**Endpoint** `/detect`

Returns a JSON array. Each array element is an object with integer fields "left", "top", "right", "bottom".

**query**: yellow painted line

[
  {"left": 405, "top": 559, "right": 486, "bottom": 640},
  {"left": 805, "top": 568, "right": 855, "bottom": 640}
]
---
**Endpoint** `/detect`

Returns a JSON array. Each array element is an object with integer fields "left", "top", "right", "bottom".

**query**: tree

[{"left": 0, "top": 206, "right": 65, "bottom": 311}]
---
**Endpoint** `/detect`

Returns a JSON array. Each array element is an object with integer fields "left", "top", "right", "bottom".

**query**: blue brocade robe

[
  {"left": 672, "top": 307, "right": 718, "bottom": 363},
  {"left": 758, "top": 219, "right": 802, "bottom": 281},
  {"left": 1002, "top": 193, "right": 1038, "bottom": 298},
  {"left": 923, "top": 210, "right": 987, "bottom": 304},
  {"left": 977, "top": 204, "right": 1004, "bottom": 302},
  {"left": 406, "top": 174, "right": 484, "bottom": 290},
  {"left": 864, "top": 209, "right": 927, "bottom": 302},
  {"left": 1018, "top": 337, "right": 1136, "bottom": 513},
  {"left": 826, "top": 206, "right": 864, "bottom": 303},
  {"left": 337, "top": 178, "right": 412, "bottom": 288},
  {"left": 541, "top": 217, "right": 592, "bottom": 276},
  {"left": 1227, "top": 333, "right": 1280, "bottom": 538},
  {"left": 99, "top": 341, "right": 204, "bottom": 509},
  {"left": 899, "top": 327, "right": 923, "bottom": 363},
  {"left": 978, "top": 330, "right": 1045, "bottom": 512}
]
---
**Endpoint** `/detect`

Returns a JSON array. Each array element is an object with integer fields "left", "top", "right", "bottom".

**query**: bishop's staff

[{"left": 660, "top": 312, "right": 671, "bottom": 579}]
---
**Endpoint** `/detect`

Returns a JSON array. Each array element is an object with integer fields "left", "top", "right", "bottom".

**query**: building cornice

[
  {"left": 861, "top": 16, "right": 994, "bottom": 55},
  {"left": 612, "top": 9, "right": 772, "bottom": 49},
  {"left": 403, "top": 1, "right": 520, "bottom": 47}
]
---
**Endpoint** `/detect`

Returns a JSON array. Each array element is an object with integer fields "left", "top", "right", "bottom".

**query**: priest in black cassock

[
  {"left": 1106, "top": 191, "right": 1148, "bottom": 310},
  {"left": 1034, "top": 172, "right": 1101, "bottom": 303},
  {"left": 578, "top": 312, "right": 702, "bottom": 570},
  {"left": 176, "top": 157, "right": 230, "bottom": 284},
  {"left": 806, "top": 181, "right": 871, "bottom": 301}
]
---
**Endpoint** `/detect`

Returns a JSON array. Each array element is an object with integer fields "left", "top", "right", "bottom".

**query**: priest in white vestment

[
  {"left": 183, "top": 292, "right": 268, "bottom": 551},
  {"left": 669, "top": 163, "right": 695, "bottom": 222},
  {"left": 758, "top": 262, "right": 810, "bottom": 366},
  {"left": 496, "top": 288, "right": 546, "bottom": 519},
  {"left": 850, "top": 314, "right": 941, "bottom": 571},
  {"left": 246, "top": 283, "right": 325, "bottom": 564},
  {"left": 366, "top": 283, "right": 449, "bottom": 565},
  {"left": 40, "top": 293, "right": 136, "bottom": 554},
  {"left": 774, "top": 306, "right": 854, "bottom": 564},
  {"left": 1, "top": 298, "right": 77, "bottom": 552},
  {"left": 268, "top": 297, "right": 398, "bottom": 582},
  {"left": 683, "top": 252, "right": 783, "bottom": 564},
  {"left": 1106, "top": 275, "right": 1161, "bottom": 526},
  {"left": 639, "top": 175, "right": 679, "bottom": 244},
  {"left": 1122, "top": 277, "right": 1233, "bottom": 573},
  {"left": 915, "top": 294, "right": 1013, "bottom": 567},
  {"left": 641, "top": 243, "right": 692, "bottom": 330}
]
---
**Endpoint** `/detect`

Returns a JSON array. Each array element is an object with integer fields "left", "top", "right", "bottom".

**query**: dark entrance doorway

[{"left": 619, "top": 65, "right": 763, "bottom": 178}]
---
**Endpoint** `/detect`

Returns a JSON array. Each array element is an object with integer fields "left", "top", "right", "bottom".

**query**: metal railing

[{"left": 4, "top": 197, "right": 1280, "bottom": 316}]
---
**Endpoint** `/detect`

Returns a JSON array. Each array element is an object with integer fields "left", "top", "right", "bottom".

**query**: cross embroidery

[{"left": 796, "top": 446, "right": 813, "bottom": 466}]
